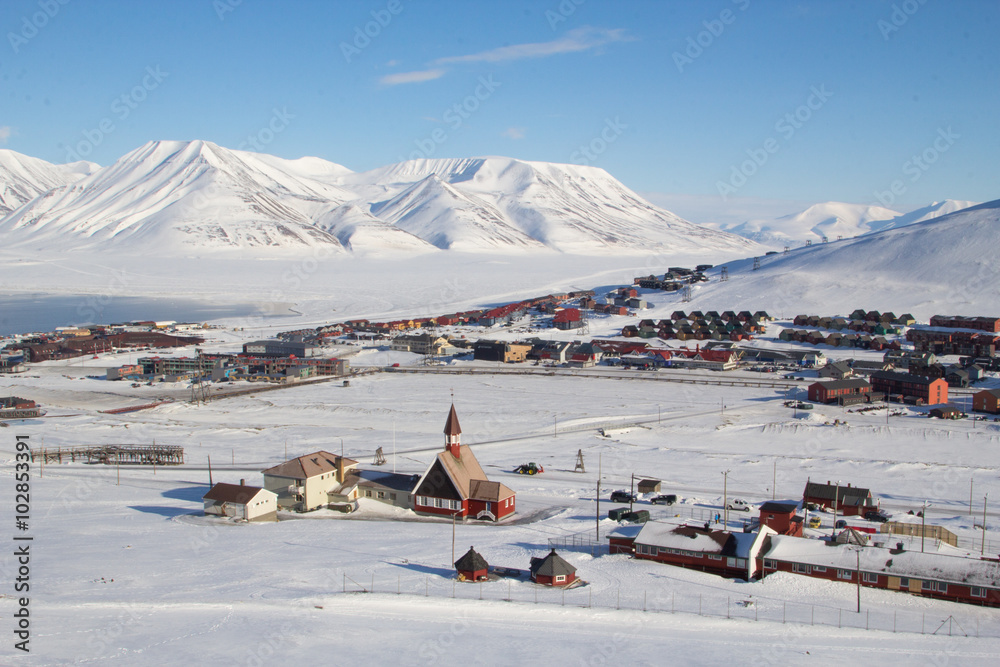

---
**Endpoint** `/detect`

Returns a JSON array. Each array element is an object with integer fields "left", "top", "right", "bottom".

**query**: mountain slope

[
  {"left": 0, "top": 140, "right": 355, "bottom": 252},
  {"left": 0, "top": 142, "right": 759, "bottom": 258},
  {"left": 722, "top": 202, "right": 902, "bottom": 248},
  {"left": 866, "top": 199, "right": 978, "bottom": 234},
  {"left": 686, "top": 199, "right": 1000, "bottom": 318},
  {"left": 0, "top": 149, "right": 98, "bottom": 216},
  {"left": 346, "top": 156, "right": 759, "bottom": 254}
]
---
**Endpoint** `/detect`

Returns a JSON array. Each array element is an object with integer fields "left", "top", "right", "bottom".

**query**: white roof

[
  {"left": 766, "top": 534, "right": 1000, "bottom": 588},
  {"left": 635, "top": 520, "right": 757, "bottom": 558}
]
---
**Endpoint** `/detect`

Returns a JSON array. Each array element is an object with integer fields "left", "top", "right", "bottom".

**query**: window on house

[
  {"left": 899, "top": 577, "right": 909, "bottom": 587},
  {"left": 793, "top": 563, "right": 810, "bottom": 574},
  {"left": 812, "top": 566, "right": 826, "bottom": 573},
  {"left": 365, "top": 490, "right": 372, "bottom": 497},
  {"left": 922, "top": 580, "right": 934, "bottom": 591},
  {"left": 555, "top": 575, "right": 565, "bottom": 582},
  {"left": 972, "top": 586, "right": 986, "bottom": 598},
  {"left": 838, "top": 569, "right": 852, "bottom": 580},
  {"left": 377, "top": 491, "right": 385, "bottom": 499},
  {"left": 863, "top": 573, "right": 878, "bottom": 584},
  {"left": 389, "top": 493, "right": 396, "bottom": 501}
]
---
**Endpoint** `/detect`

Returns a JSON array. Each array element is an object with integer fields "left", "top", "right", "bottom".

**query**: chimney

[
  {"left": 240, "top": 479, "right": 245, "bottom": 486},
  {"left": 337, "top": 456, "right": 345, "bottom": 482}
]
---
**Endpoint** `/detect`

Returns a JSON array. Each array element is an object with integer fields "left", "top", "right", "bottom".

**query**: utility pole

[
  {"left": 722, "top": 469, "right": 731, "bottom": 527},
  {"left": 772, "top": 461, "right": 776, "bottom": 500},
  {"left": 596, "top": 454, "right": 602, "bottom": 543},
  {"left": 921, "top": 500, "right": 929, "bottom": 552},
  {"left": 452, "top": 510, "right": 457, "bottom": 565},
  {"left": 856, "top": 548, "right": 861, "bottom": 613},
  {"left": 982, "top": 493, "right": 989, "bottom": 555},
  {"left": 970, "top": 476, "right": 974, "bottom": 516},
  {"left": 832, "top": 480, "right": 841, "bottom": 539},
  {"left": 630, "top": 473, "right": 635, "bottom": 512}
]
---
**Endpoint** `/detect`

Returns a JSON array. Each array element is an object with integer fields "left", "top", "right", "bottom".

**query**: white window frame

[
  {"left": 863, "top": 572, "right": 878, "bottom": 584},
  {"left": 838, "top": 569, "right": 852, "bottom": 580},
  {"left": 764, "top": 559, "right": 777, "bottom": 569}
]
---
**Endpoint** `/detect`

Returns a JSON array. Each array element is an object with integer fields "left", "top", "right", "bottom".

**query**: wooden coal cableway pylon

[{"left": 30, "top": 444, "right": 184, "bottom": 465}]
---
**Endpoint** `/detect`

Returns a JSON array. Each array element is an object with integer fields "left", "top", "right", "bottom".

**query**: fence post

[
  {"left": 727, "top": 597, "right": 730, "bottom": 619},
  {"left": 644, "top": 591, "right": 647, "bottom": 612},
  {"left": 783, "top": 602, "right": 786, "bottom": 624},
  {"left": 398, "top": 575, "right": 400, "bottom": 595},
  {"left": 343, "top": 573, "right": 345, "bottom": 594},
  {"left": 700, "top": 594, "right": 703, "bottom": 616},
  {"left": 893, "top": 610, "right": 896, "bottom": 633},
  {"left": 372, "top": 573, "right": 374, "bottom": 594},
  {"left": 838, "top": 609, "right": 841, "bottom": 628},
  {"left": 426, "top": 577, "right": 428, "bottom": 597},
  {"left": 453, "top": 580, "right": 456, "bottom": 598},
  {"left": 811, "top": 606, "right": 814, "bottom": 625},
  {"left": 671, "top": 592, "right": 675, "bottom": 613},
  {"left": 617, "top": 587, "right": 620, "bottom": 610},
  {"left": 562, "top": 588, "right": 565, "bottom": 606},
  {"left": 922, "top": 612, "right": 925, "bottom": 634},
  {"left": 866, "top": 610, "right": 869, "bottom": 630}
]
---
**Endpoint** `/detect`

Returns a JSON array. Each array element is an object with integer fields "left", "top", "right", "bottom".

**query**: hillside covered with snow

[
  {"left": 0, "top": 148, "right": 98, "bottom": 216},
  {"left": 0, "top": 141, "right": 758, "bottom": 258},
  {"left": 684, "top": 199, "right": 1000, "bottom": 318},
  {"left": 716, "top": 199, "right": 979, "bottom": 249}
]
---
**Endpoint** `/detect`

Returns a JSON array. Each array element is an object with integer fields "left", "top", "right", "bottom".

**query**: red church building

[{"left": 413, "top": 405, "right": 516, "bottom": 521}]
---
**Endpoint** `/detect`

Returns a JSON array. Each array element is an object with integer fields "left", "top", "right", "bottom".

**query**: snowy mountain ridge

[
  {"left": 715, "top": 199, "right": 979, "bottom": 249},
  {"left": 0, "top": 140, "right": 758, "bottom": 258}
]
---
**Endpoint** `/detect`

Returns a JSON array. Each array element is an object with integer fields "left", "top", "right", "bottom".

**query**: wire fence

[{"left": 340, "top": 571, "right": 995, "bottom": 639}]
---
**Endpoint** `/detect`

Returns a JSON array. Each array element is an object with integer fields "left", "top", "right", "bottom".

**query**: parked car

[
  {"left": 727, "top": 498, "right": 752, "bottom": 512},
  {"left": 805, "top": 502, "right": 821, "bottom": 512},
  {"left": 650, "top": 494, "right": 677, "bottom": 506},
  {"left": 835, "top": 519, "right": 847, "bottom": 529},
  {"left": 608, "top": 507, "right": 630, "bottom": 521},
  {"left": 807, "top": 515, "right": 822, "bottom": 529},
  {"left": 610, "top": 490, "right": 637, "bottom": 503},
  {"left": 865, "top": 510, "right": 891, "bottom": 523}
]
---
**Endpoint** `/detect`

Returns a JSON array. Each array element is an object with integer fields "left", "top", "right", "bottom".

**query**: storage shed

[
  {"left": 637, "top": 479, "right": 661, "bottom": 494},
  {"left": 455, "top": 546, "right": 489, "bottom": 582},
  {"left": 529, "top": 549, "right": 577, "bottom": 587}
]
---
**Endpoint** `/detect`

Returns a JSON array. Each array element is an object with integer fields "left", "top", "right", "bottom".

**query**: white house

[
  {"left": 262, "top": 451, "right": 359, "bottom": 511},
  {"left": 202, "top": 482, "right": 278, "bottom": 522}
]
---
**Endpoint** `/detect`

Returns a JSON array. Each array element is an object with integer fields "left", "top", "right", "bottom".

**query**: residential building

[
  {"left": 529, "top": 549, "right": 577, "bottom": 586},
  {"left": 870, "top": 371, "right": 948, "bottom": 405},
  {"left": 202, "top": 481, "right": 278, "bottom": 522},
  {"left": 802, "top": 480, "right": 876, "bottom": 517},
  {"left": 262, "top": 451, "right": 359, "bottom": 512}
]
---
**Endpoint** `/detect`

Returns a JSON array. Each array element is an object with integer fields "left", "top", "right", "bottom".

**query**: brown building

[
  {"left": 807, "top": 378, "right": 872, "bottom": 405},
  {"left": 973, "top": 388, "right": 1000, "bottom": 414}
]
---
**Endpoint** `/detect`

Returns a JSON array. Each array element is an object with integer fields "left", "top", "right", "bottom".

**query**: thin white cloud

[
  {"left": 433, "top": 27, "right": 630, "bottom": 65},
  {"left": 0, "top": 126, "right": 11, "bottom": 144},
  {"left": 503, "top": 127, "right": 526, "bottom": 140},
  {"left": 379, "top": 69, "right": 446, "bottom": 86}
]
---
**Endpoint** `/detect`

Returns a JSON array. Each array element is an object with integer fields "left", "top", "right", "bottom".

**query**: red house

[
  {"left": 413, "top": 406, "right": 515, "bottom": 521},
  {"left": 529, "top": 549, "right": 577, "bottom": 586},
  {"left": 871, "top": 371, "right": 948, "bottom": 405},
  {"left": 802, "top": 480, "right": 876, "bottom": 517},
  {"left": 757, "top": 501, "right": 803, "bottom": 537}
]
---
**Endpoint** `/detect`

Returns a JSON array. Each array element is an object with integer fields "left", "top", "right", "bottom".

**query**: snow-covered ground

[{"left": 4, "top": 349, "right": 1000, "bottom": 664}]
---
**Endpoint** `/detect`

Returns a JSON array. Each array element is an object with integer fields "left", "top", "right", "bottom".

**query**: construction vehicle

[{"left": 515, "top": 462, "right": 544, "bottom": 475}]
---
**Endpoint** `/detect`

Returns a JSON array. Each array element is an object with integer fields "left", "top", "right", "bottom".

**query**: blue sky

[{"left": 1, "top": 0, "right": 997, "bottom": 223}]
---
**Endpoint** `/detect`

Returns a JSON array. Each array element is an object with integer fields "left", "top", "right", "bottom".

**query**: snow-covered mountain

[
  {"left": 0, "top": 141, "right": 758, "bottom": 257},
  {"left": 865, "top": 199, "right": 978, "bottom": 234},
  {"left": 0, "top": 140, "right": 358, "bottom": 252},
  {"left": 688, "top": 199, "right": 1000, "bottom": 318},
  {"left": 720, "top": 202, "right": 903, "bottom": 248},
  {"left": 718, "top": 199, "right": 980, "bottom": 249},
  {"left": 0, "top": 149, "right": 98, "bottom": 216}
]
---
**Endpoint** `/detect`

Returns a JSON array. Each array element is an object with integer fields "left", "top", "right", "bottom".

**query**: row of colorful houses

[{"left": 778, "top": 329, "right": 901, "bottom": 351}]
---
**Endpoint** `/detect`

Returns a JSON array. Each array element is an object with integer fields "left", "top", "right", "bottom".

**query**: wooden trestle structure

[{"left": 30, "top": 444, "right": 184, "bottom": 465}]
